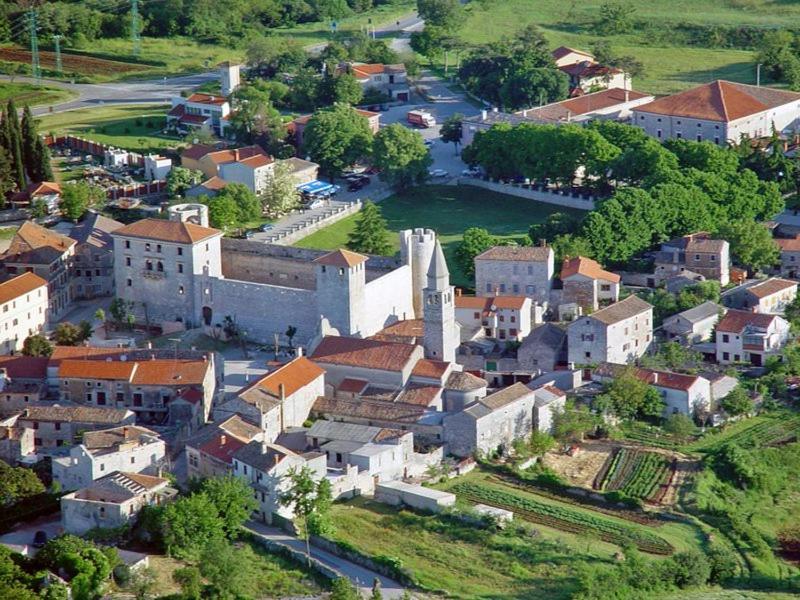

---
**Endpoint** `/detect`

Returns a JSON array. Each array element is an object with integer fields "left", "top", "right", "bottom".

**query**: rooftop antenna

[
  {"left": 130, "top": 0, "right": 141, "bottom": 58},
  {"left": 52, "top": 34, "right": 62, "bottom": 75}
]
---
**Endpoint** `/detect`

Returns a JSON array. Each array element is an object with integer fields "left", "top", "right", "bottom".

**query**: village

[{"left": 1, "top": 1, "right": 800, "bottom": 599}]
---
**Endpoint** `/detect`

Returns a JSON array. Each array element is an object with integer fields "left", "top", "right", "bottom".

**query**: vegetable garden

[
  {"left": 594, "top": 448, "right": 675, "bottom": 504},
  {"left": 452, "top": 482, "right": 674, "bottom": 555}
]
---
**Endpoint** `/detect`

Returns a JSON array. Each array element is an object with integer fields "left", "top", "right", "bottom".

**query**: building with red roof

[
  {"left": 454, "top": 294, "right": 534, "bottom": 343},
  {"left": 167, "top": 92, "right": 232, "bottom": 137},
  {"left": 715, "top": 309, "right": 789, "bottom": 366}
]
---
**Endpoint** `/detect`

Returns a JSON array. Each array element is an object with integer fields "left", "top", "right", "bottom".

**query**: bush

[{"left": 113, "top": 564, "right": 131, "bottom": 586}]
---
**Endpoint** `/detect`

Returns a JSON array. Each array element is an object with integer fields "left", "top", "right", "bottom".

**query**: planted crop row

[
  {"left": 453, "top": 482, "right": 674, "bottom": 555},
  {"left": 598, "top": 448, "right": 673, "bottom": 502}
]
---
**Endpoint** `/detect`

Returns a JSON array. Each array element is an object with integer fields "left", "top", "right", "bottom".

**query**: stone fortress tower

[
  {"left": 422, "top": 241, "right": 459, "bottom": 363},
  {"left": 313, "top": 250, "right": 368, "bottom": 337},
  {"left": 399, "top": 228, "right": 437, "bottom": 317},
  {"left": 167, "top": 203, "right": 210, "bottom": 227}
]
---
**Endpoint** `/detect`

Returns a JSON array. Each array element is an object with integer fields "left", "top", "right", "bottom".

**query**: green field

[
  {"left": 36, "top": 105, "right": 181, "bottom": 154},
  {"left": 0, "top": 82, "right": 76, "bottom": 107},
  {"left": 295, "top": 185, "right": 584, "bottom": 288},
  {"left": 442, "top": 0, "right": 797, "bottom": 94}
]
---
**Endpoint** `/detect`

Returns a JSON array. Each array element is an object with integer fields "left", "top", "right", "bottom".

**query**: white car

[
  {"left": 429, "top": 169, "right": 448, "bottom": 178},
  {"left": 462, "top": 167, "right": 481, "bottom": 177},
  {"left": 308, "top": 199, "right": 325, "bottom": 209}
]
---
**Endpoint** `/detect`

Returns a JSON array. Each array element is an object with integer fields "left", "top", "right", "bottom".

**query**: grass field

[
  {"left": 440, "top": 0, "right": 794, "bottom": 94},
  {"left": 294, "top": 185, "right": 584, "bottom": 288},
  {"left": 36, "top": 105, "right": 182, "bottom": 154},
  {"left": 0, "top": 82, "right": 76, "bottom": 107}
]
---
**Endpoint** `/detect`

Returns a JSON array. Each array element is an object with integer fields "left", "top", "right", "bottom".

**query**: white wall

[{"left": 0, "top": 282, "right": 48, "bottom": 353}]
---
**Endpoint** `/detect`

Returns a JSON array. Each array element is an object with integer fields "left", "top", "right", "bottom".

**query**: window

[
  {"left": 54, "top": 422, "right": 61, "bottom": 431},
  {"left": 178, "top": 264, "right": 184, "bottom": 274},
  {"left": 499, "top": 315, "right": 505, "bottom": 322},
  {"left": 526, "top": 285, "right": 535, "bottom": 294},
  {"left": 657, "top": 129, "right": 662, "bottom": 139},
  {"left": 584, "top": 351, "right": 591, "bottom": 358},
  {"left": 127, "top": 279, "right": 132, "bottom": 287},
  {"left": 512, "top": 284, "right": 519, "bottom": 294},
  {"left": 157, "top": 244, "right": 162, "bottom": 253},
  {"left": 133, "top": 393, "right": 143, "bottom": 407},
  {"left": 485, "top": 284, "right": 492, "bottom": 293},
  {"left": 335, "top": 452, "right": 342, "bottom": 463},
  {"left": 473, "top": 312, "right": 480, "bottom": 319},
  {"left": 499, "top": 284, "right": 506, "bottom": 292},
  {"left": 145, "top": 243, "right": 151, "bottom": 252},
  {"left": 100, "top": 463, "right": 105, "bottom": 472},
  {"left": 722, "top": 334, "right": 729, "bottom": 343},
  {"left": 714, "top": 136, "right": 720, "bottom": 145},
  {"left": 600, "top": 284, "right": 610, "bottom": 292},
  {"left": 116, "top": 392, "right": 124, "bottom": 403},
  {"left": 131, "top": 456, "right": 136, "bottom": 464},
  {"left": 125, "top": 257, "right": 131, "bottom": 267},
  {"left": 96, "top": 392, "right": 106, "bottom": 406},
  {"left": 696, "top": 134, "right": 702, "bottom": 142},
  {"left": 510, "top": 328, "right": 517, "bottom": 336},
  {"left": 178, "top": 247, "right": 183, "bottom": 256},
  {"left": 510, "top": 315, "right": 516, "bottom": 323},
  {"left": 86, "top": 393, "right": 92, "bottom": 402},
  {"left": 146, "top": 260, "right": 153, "bottom": 271},
  {"left": 125, "top": 240, "right": 130, "bottom": 249},
  {"left": 157, "top": 261, "right": 164, "bottom": 272},
  {"left": 76, "top": 269, "right": 81, "bottom": 276},
  {"left": 527, "top": 265, "right": 533, "bottom": 275}
]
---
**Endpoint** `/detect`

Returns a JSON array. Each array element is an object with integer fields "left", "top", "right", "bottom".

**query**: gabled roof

[
  {"left": 22, "top": 405, "right": 132, "bottom": 424},
  {"left": 0, "top": 272, "right": 47, "bottom": 305},
  {"left": 59, "top": 359, "right": 136, "bottom": 381},
  {"left": 232, "top": 441, "right": 296, "bottom": 472},
  {"left": 75, "top": 471, "right": 168, "bottom": 503},
  {"left": 552, "top": 46, "right": 594, "bottom": 61},
  {"left": 180, "top": 144, "right": 217, "bottom": 161},
  {"left": 241, "top": 357, "right": 324, "bottom": 400},
  {"left": 12, "top": 181, "right": 61, "bottom": 202},
  {"left": 670, "top": 300, "right": 722, "bottom": 324},
  {"left": 370, "top": 319, "right": 424, "bottom": 344},
  {"left": 5, "top": 221, "right": 75, "bottom": 264},
  {"left": 310, "top": 336, "right": 418, "bottom": 372},
  {"left": 519, "top": 88, "right": 652, "bottom": 124},
  {"left": 479, "top": 382, "right": 533, "bottom": 411},
  {"left": 238, "top": 154, "right": 273, "bottom": 168},
  {"left": 586, "top": 295, "right": 652, "bottom": 325},
  {"left": 561, "top": 256, "right": 620, "bottom": 283},
  {"left": 337, "top": 377, "right": 369, "bottom": 394},
  {"left": 130, "top": 359, "right": 210, "bottom": 386},
  {"left": 202, "top": 145, "right": 269, "bottom": 165},
  {"left": 634, "top": 80, "right": 800, "bottom": 122},
  {"left": 445, "top": 370, "right": 487, "bottom": 392},
  {"left": 745, "top": 278, "right": 797, "bottom": 299},
  {"left": 520, "top": 323, "right": 567, "bottom": 352},
  {"left": 185, "top": 93, "right": 228, "bottom": 106},
  {"left": 197, "top": 176, "right": 228, "bottom": 191},
  {"left": 455, "top": 295, "right": 529, "bottom": 312},
  {"left": 308, "top": 419, "right": 391, "bottom": 443},
  {"left": 716, "top": 308, "right": 779, "bottom": 333},
  {"left": 776, "top": 236, "right": 800, "bottom": 252},
  {"left": 69, "top": 212, "right": 124, "bottom": 249},
  {"left": 313, "top": 395, "right": 427, "bottom": 424},
  {"left": 411, "top": 358, "right": 450, "bottom": 379},
  {"left": 112, "top": 218, "right": 220, "bottom": 244},
  {"left": 82, "top": 425, "right": 160, "bottom": 452},
  {"left": 594, "top": 362, "right": 702, "bottom": 392},
  {"left": 313, "top": 248, "right": 368, "bottom": 268},
  {"left": 475, "top": 245, "right": 552, "bottom": 262},
  {"left": 0, "top": 355, "right": 48, "bottom": 379}
]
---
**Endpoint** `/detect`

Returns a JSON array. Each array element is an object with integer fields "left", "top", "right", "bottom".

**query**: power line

[
  {"left": 27, "top": 9, "right": 41, "bottom": 83},
  {"left": 52, "top": 34, "right": 63, "bottom": 74},
  {"left": 131, "top": 0, "right": 141, "bottom": 57}
]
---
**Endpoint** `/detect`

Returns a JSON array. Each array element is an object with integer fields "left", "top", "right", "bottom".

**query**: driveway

[
  {"left": 245, "top": 521, "right": 407, "bottom": 599},
  {"left": 0, "top": 514, "right": 63, "bottom": 557}
]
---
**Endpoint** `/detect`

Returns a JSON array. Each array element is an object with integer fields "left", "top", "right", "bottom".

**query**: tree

[
  {"left": 0, "top": 147, "right": 14, "bottom": 202},
  {"left": 440, "top": 113, "right": 463, "bottom": 154},
  {"left": 330, "top": 577, "right": 361, "bottom": 600},
  {"left": 217, "top": 183, "right": 260, "bottom": 224},
  {"left": 204, "top": 193, "right": 240, "bottom": 231},
  {"left": 280, "top": 466, "right": 333, "bottom": 562},
  {"left": 718, "top": 220, "right": 779, "bottom": 274},
  {"left": 499, "top": 67, "right": 569, "bottom": 111},
  {"left": 166, "top": 167, "right": 202, "bottom": 197},
  {"left": 595, "top": 366, "right": 665, "bottom": 420},
  {"left": 109, "top": 298, "right": 134, "bottom": 328},
  {"left": 417, "top": 0, "right": 465, "bottom": 30},
  {"left": 371, "top": 124, "right": 432, "bottom": 189},
  {"left": 4, "top": 100, "right": 25, "bottom": 190},
  {"left": 60, "top": 182, "right": 103, "bottom": 222},
  {"left": 529, "top": 430, "right": 556, "bottom": 455},
  {"left": 456, "top": 227, "right": 497, "bottom": 279},
  {"left": 303, "top": 104, "right": 373, "bottom": 177},
  {"left": 54, "top": 321, "right": 90, "bottom": 346},
  {"left": 663, "top": 413, "right": 696, "bottom": 441},
  {"left": 261, "top": 161, "right": 301, "bottom": 216},
  {"left": 246, "top": 36, "right": 306, "bottom": 77},
  {"left": 21, "top": 333, "right": 53, "bottom": 357},
  {"left": 720, "top": 386, "right": 753, "bottom": 417},
  {"left": 173, "top": 566, "right": 203, "bottom": 600},
  {"left": 199, "top": 539, "right": 256, "bottom": 599},
  {"left": 552, "top": 400, "right": 598, "bottom": 442},
  {"left": 595, "top": 2, "right": 635, "bottom": 35},
  {"left": 0, "top": 460, "right": 45, "bottom": 506},
  {"left": 229, "top": 83, "right": 287, "bottom": 147},
  {"left": 199, "top": 475, "right": 257, "bottom": 538},
  {"left": 318, "top": 73, "right": 364, "bottom": 106},
  {"left": 127, "top": 566, "right": 157, "bottom": 600},
  {"left": 371, "top": 578, "right": 383, "bottom": 600},
  {"left": 347, "top": 201, "right": 392, "bottom": 255},
  {"left": 161, "top": 493, "right": 226, "bottom": 561},
  {"left": 20, "top": 106, "right": 38, "bottom": 182},
  {"left": 667, "top": 550, "right": 711, "bottom": 588}
]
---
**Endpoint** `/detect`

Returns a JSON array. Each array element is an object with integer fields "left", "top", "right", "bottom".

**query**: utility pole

[
  {"left": 52, "top": 34, "right": 62, "bottom": 75},
  {"left": 27, "top": 9, "right": 41, "bottom": 83},
  {"left": 131, "top": 0, "right": 141, "bottom": 58},
  {"left": 756, "top": 63, "right": 762, "bottom": 87}
]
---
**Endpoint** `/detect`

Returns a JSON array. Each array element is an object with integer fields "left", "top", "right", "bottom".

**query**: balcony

[
  {"left": 142, "top": 269, "right": 166, "bottom": 280},
  {"left": 742, "top": 336, "right": 768, "bottom": 351}
]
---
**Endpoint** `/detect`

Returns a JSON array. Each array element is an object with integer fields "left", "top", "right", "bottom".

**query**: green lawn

[
  {"left": 436, "top": 0, "right": 792, "bottom": 95},
  {"left": 294, "top": 185, "right": 584, "bottom": 288},
  {"left": 36, "top": 105, "right": 182, "bottom": 154},
  {"left": 0, "top": 82, "right": 76, "bottom": 107}
]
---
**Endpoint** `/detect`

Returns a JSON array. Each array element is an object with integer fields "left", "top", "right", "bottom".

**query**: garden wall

[
  {"left": 267, "top": 201, "right": 362, "bottom": 246},
  {"left": 459, "top": 178, "right": 596, "bottom": 211}
]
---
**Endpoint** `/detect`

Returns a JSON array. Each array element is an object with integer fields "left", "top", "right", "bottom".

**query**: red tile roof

[
  {"left": 0, "top": 355, "right": 48, "bottom": 379},
  {"left": 337, "top": 377, "right": 369, "bottom": 394},
  {"left": 112, "top": 218, "right": 220, "bottom": 244},
  {"left": 199, "top": 432, "right": 247, "bottom": 464},
  {"left": 313, "top": 249, "right": 368, "bottom": 268},
  {"left": 455, "top": 295, "right": 529, "bottom": 312},
  {"left": 239, "top": 154, "right": 274, "bottom": 168},
  {"left": 186, "top": 93, "right": 228, "bottom": 106},
  {"left": 411, "top": 358, "right": 450, "bottom": 379},
  {"left": 250, "top": 357, "right": 325, "bottom": 398},
  {"left": 181, "top": 144, "right": 217, "bottom": 161},
  {"left": 131, "top": 359, "right": 210, "bottom": 386},
  {"left": 716, "top": 309, "right": 777, "bottom": 333},
  {"left": 310, "top": 336, "right": 418, "bottom": 372},
  {"left": 777, "top": 237, "right": 800, "bottom": 252},
  {"left": 746, "top": 278, "right": 797, "bottom": 299},
  {"left": 551, "top": 46, "right": 594, "bottom": 61},
  {"left": 0, "top": 272, "right": 47, "bottom": 305},
  {"left": 561, "top": 256, "right": 620, "bottom": 283},
  {"left": 59, "top": 359, "right": 136, "bottom": 380}
]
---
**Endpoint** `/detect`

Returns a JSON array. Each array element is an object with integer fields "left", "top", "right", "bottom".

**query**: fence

[
  {"left": 266, "top": 200, "right": 363, "bottom": 246},
  {"left": 106, "top": 180, "right": 168, "bottom": 201},
  {"left": 459, "top": 177, "right": 597, "bottom": 211},
  {"left": 44, "top": 134, "right": 147, "bottom": 168}
]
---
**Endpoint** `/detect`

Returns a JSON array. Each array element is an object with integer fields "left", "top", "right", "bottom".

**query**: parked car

[
  {"left": 462, "top": 167, "right": 481, "bottom": 177},
  {"left": 33, "top": 531, "right": 47, "bottom": 549},
  {"left": 348, "top": 181, "right": 364, "bottom": 192},
  {"left": 345, "top": 174, "right": 370, "bottom": 185},
  {"left": 429, "top": 169, "right": 448, "bottom": 178},
  {"left": 308, "top": 199, "right": 325, "bottom": 209},
  {"left": 260, "top": 223, "right": 274, "bottom": 232}
]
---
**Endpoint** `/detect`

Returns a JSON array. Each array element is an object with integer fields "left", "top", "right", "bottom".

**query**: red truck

[{"left": 407, "top": 110, "right": 436, "bottom": 128}]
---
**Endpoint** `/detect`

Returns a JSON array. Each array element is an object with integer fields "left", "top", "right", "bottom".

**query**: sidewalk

[{"left": 245, "top": 521, "right": 408, "bottom": 599}]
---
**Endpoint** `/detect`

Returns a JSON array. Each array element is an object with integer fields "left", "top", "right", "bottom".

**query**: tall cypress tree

[
  {"left": 0, "top": 147, "right": 13, "bottom": 205},
  {"left": 34, "top": 137, "right": 54, "bottom": 182},
  {"left": 4, "top": 100, "right": 25, "bottom": 190},
  {"left": 20, "top": 105, "right": 38, "bottom": 181}
]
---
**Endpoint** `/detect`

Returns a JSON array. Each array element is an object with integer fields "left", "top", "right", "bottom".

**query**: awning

[{"left": 297, "top": 179, "right": 333, "bottom": 194}]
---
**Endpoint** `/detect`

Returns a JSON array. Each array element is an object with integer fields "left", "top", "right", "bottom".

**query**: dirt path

[{"left": 541, "top": 441, "right": 615, "bottom": 489}]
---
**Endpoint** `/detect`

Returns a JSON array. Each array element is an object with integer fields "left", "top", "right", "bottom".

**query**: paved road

[
  {"left": 307, "top": 12, "right": 423, "bottom": 54},
  {"left": 246, "top": 521, "right": 407, "bottom": 599},
  {"left": 0, "top": 515, "right": 62, "bottom": 557}
]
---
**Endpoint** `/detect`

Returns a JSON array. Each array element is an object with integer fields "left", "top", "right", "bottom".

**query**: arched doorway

[{"left": 202, "top": 306, "right": 213, "bottom": 326}]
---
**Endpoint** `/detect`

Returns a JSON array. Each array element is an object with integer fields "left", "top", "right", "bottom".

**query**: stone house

[
  {"left": 0, "top": 356, "right": 48, "bottom": 415},
  {"left": 61, "top": 471, "right": 173, "bottom": 535},
  {"left": 339, "top": 62, "right": 409, "bottom": 101},
  {"left": 632, "top": 80, "right": 800, "bottom": 144},
  {"left": 551, "top": 46, "right": 629, "bottom": 93},
  {"left": 654, "top": 233, "right": 730, "bottom": 286},
  {"left": 454, "top": 295, "right": 534, "bottom": 342},
  {"left": 0, "top": 414, "right": 34, "bottom": 463},
  {"left": 517, "top": 323, "right": 568, "bottom": 373},
  {"left": 185, "top": 415, "right": 263, "bottom": 479},
  {"left": 0, "top": 272, "right": 48, "bottom": 354},
  {"left": 531, "top": 384, "right": 566, "bottom": 433},
  {"left": 776, "top": 236, "right": 800, "bottom": 279},
  {"left": 57, "top": 356, "right": 216, "bottom": 431},
  {"left": 9, "top": 182, "right": 61, "bottom": 214},
  {"left": 68, "top": 212, "right": 123, "bottom": 300},
  {"left": 232, "top": 441, "right": 327, "bottom": 524},
  {"left": 460, "top": 109, "right": 532, "bottom": 147},
  {"left": 560, "top": 256, "right": 620, "bottom": 314},
  {"left": 662, "top": 301, "right": 724, "bottom": 344},
  {"left": 442, "top": 382, "right": 536, "bottom": 457},
  {"left": 52, "top": 425, "right": 166, "bottom": 491},
  {"left": 213, "top": 356, "right": 325, "bottom": 442},
  {"left": 1, "top": 222, "right": 76, "bottom": 320},
  {"left": 218, "top": 153, "right": 276, "bottom": 195},
  {"left": 715, "top": 309, "right": 790, "bottom": 366},
  {"left": 474, "top": 245, "right": 554, "bottom": 307},
  {"left": 567, "top": 295, "right": 653, "bottom": 365},
  {"left": 722, "top": 278, "right": 797, "bottom": 315},
  {"left": 17, "top": 406, "right": 135, "bottom": 450}
]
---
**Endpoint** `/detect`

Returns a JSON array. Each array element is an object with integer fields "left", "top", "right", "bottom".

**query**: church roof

[
  {"left": 313, "top": 249, "right": 368, "bottom": 268},
  {"left": 427, "top": 240, "right": 449, "bottom": 281}
]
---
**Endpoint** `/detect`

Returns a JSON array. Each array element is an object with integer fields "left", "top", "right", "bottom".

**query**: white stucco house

[{"left": 715, "top": 309, "right": 790, "bottom": 366}]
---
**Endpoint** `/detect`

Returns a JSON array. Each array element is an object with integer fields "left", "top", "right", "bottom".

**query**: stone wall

[
  {"left": 459, "top": 178, "right": 595, "bottom": 211},
  {"left": 268, "top": 201, "right": 362, "bottom": 246}
]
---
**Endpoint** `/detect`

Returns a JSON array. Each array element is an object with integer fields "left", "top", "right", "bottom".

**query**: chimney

[
  {"left": 522, "top": 109, "right": 528, "bottom": 117},
  {"left": 279, "top": 383, "right": 286, "bottom": 431},
  {"left": 652, "top": 372, "right": 658, "bottom": 384},
  {"left": 455, "top": 288, "right": 462, "bottom": 297},
  {"left": 295, "top": 346, "right": 303, "bottom": 358},
  {"left": 220, "top": 434, "right": 226, "bottom": 445},
  {"left": 624, "top": 89, "right": 630, "bottom": 103},
  {"left": 492, "top": 106, "right": 498, "bottom": 113},
  {"left": 234, "top": 149, "right": 240, "bottom": 161},
  {"left": 481, "top": 109, "right": 487, "bottom": 121},
  {"left": 566, "top": 110, "right": 572, "bottom": 123},
  {"left": 273, "top": 453, "right": 280, "bottom": 467},
  {"left": 539, "top": 238, "right": 547, "bottom": 248}
]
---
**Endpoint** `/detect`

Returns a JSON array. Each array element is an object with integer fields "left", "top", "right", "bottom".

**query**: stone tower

[
  {"left": 423, "top": 241, "right": 458, "bottom": 362},
  {"left": 314, "top": 249, "right": 368, "bottom": 337},
  {"left": 399, "top": 228, "right": 437, "bottom": 318},
  {"left": 220, "top": 62, "right": 241, "bottom": 97}
]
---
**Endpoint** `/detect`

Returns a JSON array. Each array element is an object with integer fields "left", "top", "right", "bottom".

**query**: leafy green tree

[
  {"left": 20, "top": 105, "right": 39, "bottom": 182},
  {"left": 667, "top": 550, "right": 711, "bottom": 588},
  {"left": 162, "top": 493, "right": 226, "bottom": 561},
  {"left": 552, "top": 399, "right": 599, "bottom": 442},
  {"left": 785, "top": 293, "right": 800, "bottom": 331},
  {"left": 204, "top": 193, "right": 240, "bottom": 232},
  {"left": 372, "top": 124, "right": 432, "bottom": 189},
  {"left": 440, "top": 113, "right": 463, "bottom": 154},
  {"left": 720, "top": 386, "right": 753, "bottom": 417},
  {"left": 529, "top": 430, "right": 556, "bottom": 455},
  {"left": 262, "top": 161, "right": 301, "bottom": 216},
  {"left": 663, "top": 413, "right": 696, "bottom": 441},
  {"left": 290, "top": 68, "right": 324, "bottom": 112},
  {"left": 456, "top": 227, "right": 497, "bottom": 279},
  {"left": 0, "top": 146, "right": 14, "bottom": 203},
  {"left": 166, "top": 167, "right": 201, "bottom": 197},
  {"left": 60, "top": 182, "right": 104, "bottom": 221},
  {"left": 199, "top": 475, "right": 257, "bottom": 538},
  {"left": 499, "top": 67, "right": 569, "bottom": 111},
  {"left": 246, "top": 37, "right": 306, "bottom": 77},
  {"left": 219, "top": 183, "right": 260, "bottom": 224},
  {"left": 318, "top": 73, "right": 364, "bottom": 106},
  {"left": 3, "top": 100, "right": 25, "bottom": 190},
  {"left": 371, "top": 578, "right": 383, "bottom": 600},
  {"left": 21, "top": 333, "right": 53, "bottom": 357},
  {"left": 348, "top": 201, "right": 392, "bottom": 255},
  {"left": 0, "top": 460, "right": 45, "bottom": 506},
  {"left": 640, "top": 341, "right": 703, "bottom": 371},
  {"left": 550, "top": 234, "right": 594, "bottom": 265},
  {"left": 127, "top": 565, "right": 157, "bottom": 600},
  {"left": 199, "top": 539, "right": 256, "bottom": 599},
  {"left": 229, "top": 83, "right": 287, "bottom": 148},
  {"left": 173, "top": 566, "right": 203, "bottom": 600},
  {"left": 417, "top": 0, "right": 465, "bottom": 30},
  {"left": 330, "top": 577, "right": 361, "bottom": 600},
  {"left": 595, "top": 366, "right": 665, "bottom": 420},
  {"left": 706, "top": 543, "right": 738, "bottom": 584},
  {"left": 718, "top": 220, "right": 779, "bottom": 274},
  {"left": 410, "top": 26, "right": 446, "bottom": 63},
  {"left": 303, "top": 104, "right": 373, "bottom": 177},
  {"left": 595, "top": 1, "right": 635, "bottom": 34},
  {"left": 281, "top": 466, "right": 334, "bottom": 562}
]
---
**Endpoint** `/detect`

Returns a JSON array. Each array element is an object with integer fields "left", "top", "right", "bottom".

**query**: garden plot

[
  {"left": 541, "top": 442, "right": 615, "bottom": 488},
  {"left": 594, "top": 448, "right": 676, "bottom": 505}
]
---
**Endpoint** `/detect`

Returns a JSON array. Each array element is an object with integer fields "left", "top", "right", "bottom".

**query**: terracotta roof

[
  {"left": 396, "top": 384, "right": 440, "bottom": 407},
  {"left": 248, "top": 357, "right": 325, "bottom": 398},
  {"left": 21, "top": 405, "right": 132, "bottom": 424},
  {"left": 178, "top": 388, "right": 204, "bottom": 404},
  {"left": 239, "top": 154, "right": 274, "bottom": 168},
  {"left": 475, "top": 246, "right": 552, "bottom": 262},
  {"left": 312, "top": 395, "right": 426, "bottom": 423},
  {"left": 716, "top": 308, "right": 777, "bottom": 333},
  {"left": 337, "top": 378, "right": 369, "bottom": 394},
  {"left": 595, "top": 363, "right": 701, "bottom": 392},
  {"left": 180, "top": 113, "right": 210, "bottom": 125},
  {"left": 560, "top": 61, "right": 621, "bottom": 78},
  {"left": 0, "top": 272, "right": 47, "bottom": 305},
  {"left": 49, "top": 346, "right": 127, "bottom": 363},
  {"left": 181, "top": 144, "right": 216, "bottom": 161},
  {"left": 519, "top": 88, "right": 651, "bottom": 123},
  {"left": 411, "top": 358, "right": 450, "bottom": 379},
  {"left": 588, "top": 295, "right": 652, "bottom": 325},
  {"left": 445, "top": 370, "right": 487, "bottom": 392},
  {"left": 122, "top": 471, "right": 169, "bottom": 490},
  {"left": 203, "top": 145, "right": 268, "bottom": 165},
  {"left": 370, "top": 319, "right": 424, "bottom": 344},
  {"left": 310, "top": 336, "right": 418, "bottom": 372},
  {"left": 12, "top": 181, "right": 61, "bottom": 203},
  {"left": 313, "top": 248, "right": 368, "bottom": 268},
  {"left": 561, "top": 256, "right": 620, "bottom": 283},
  {"left": 59, "top": 359, "right": 136, "bottom": 381},
  {"left": 634, "top": 80, "right": 800, "bottom": 122},
  {"left": 200, "top": 176, "right": 228, "bottom": 191},
  {"left": 455, "top": 295, "right": 529, "bottom": 312},
  {"left": 5, "top": 221, "right": 75, "bottom": 264},
  {"left": 199, "top": 432, "right": 247, "bottom": 464},
  {"left": 777, "top": 236, "right": 800, "bottom": 252},
  {"left": 552, "top": 46, "right": 594, "bottom": 61},
  {"left": 0, "top": 355, "right": 48, "bottom": 379},
  {"left": 746, "top": 278, "right": 797, "bottom": 299},
  {"left": 685, "top": 238, "right": 728, "bottom": 253},
  {"left": 112, "top": 218, "right": 220, "bottom": 244},
  {"left": 186, "top": 93, "right": 227, "bottom": 106},
  {"left": 350, "top": 63, "right": 405, "bottom": 78},
  {"left": 131, "top": 359, "right": 210, "bottom": 386}
]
